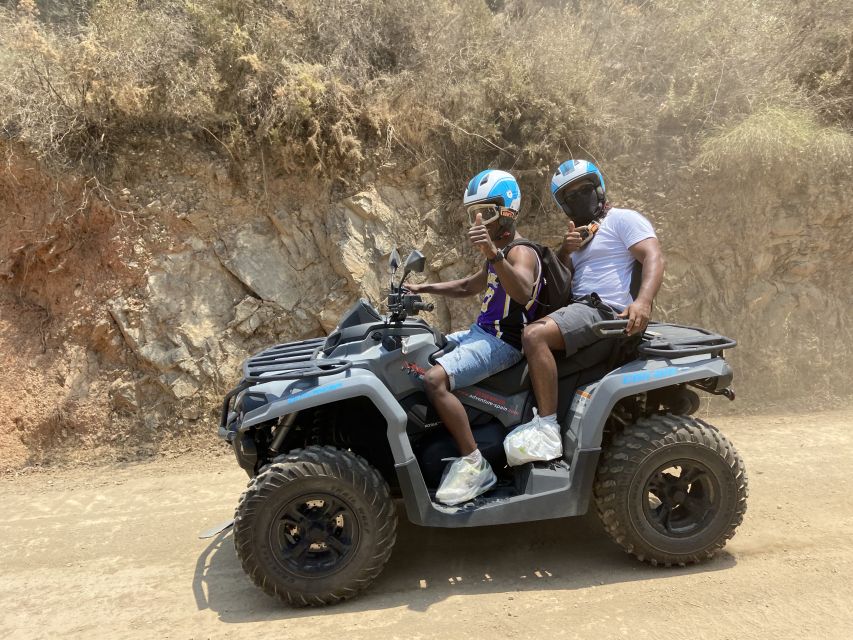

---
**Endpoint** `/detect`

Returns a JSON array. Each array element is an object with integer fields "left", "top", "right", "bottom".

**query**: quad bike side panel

[
  {"left": 236, "top": 368, "right": 599, "bottom": 528},
  {"left": 395, "top": 449, "right": 600, "bottom": 527},
  {"left": 572, "top": 355, "right": 733, "bottom": 450}
]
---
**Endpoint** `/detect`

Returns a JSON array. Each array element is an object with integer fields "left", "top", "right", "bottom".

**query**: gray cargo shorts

[{"left": 547, "top": 302, "right": 613, "bottom": 356}]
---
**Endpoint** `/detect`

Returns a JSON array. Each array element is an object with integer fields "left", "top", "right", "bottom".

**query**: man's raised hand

[
  {"left": 468, "top": 211, "right": 497, "bottom": 259},
  {"left": 561, "top": 219, "right": 583, "bottom": 254}
]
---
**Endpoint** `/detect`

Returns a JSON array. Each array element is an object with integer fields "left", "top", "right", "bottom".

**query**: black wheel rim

[
  {"left": 268, "top": 493, "right": 361, "bottom": 579},
  {"left": 642, "top": 459, "right": 720, "bottom": 538}
]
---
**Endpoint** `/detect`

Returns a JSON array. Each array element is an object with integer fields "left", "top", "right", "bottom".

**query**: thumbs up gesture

[
  {"left": 468, "top": 211, "right": 497, "bottom": 259},
  {"left": 561, "top": 219, "right": 583, "bottom": 254}
]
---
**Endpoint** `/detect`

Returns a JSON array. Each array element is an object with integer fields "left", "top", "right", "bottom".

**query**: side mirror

[
  {"left": 402, "top": 250, "right": 426, "bottom": 277},
  {"left": 388, "top": 247, "right": 401, "bottom": 274}
]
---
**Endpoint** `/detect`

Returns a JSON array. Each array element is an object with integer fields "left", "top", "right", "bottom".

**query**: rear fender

[
  {"left": 239, "top": 369, "right": 413, "bottom": 464},
  {"left": 574, "top": 356, "right": 733, "bottom": 450}
]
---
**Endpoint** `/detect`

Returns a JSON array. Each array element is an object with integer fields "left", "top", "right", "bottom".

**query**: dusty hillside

[
  {"left": 2, "top": 137, "right": 850, "bottom": 470},
  {"left": 1, "top": 0, "right": 851, "bottom": 469}
]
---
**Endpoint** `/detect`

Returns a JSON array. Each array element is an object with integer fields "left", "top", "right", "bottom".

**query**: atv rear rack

[
  {"left": 219, "top": 338, "right": 352, "bottom": 434},
  {"left": 593, "top": 321, "right": 737, "bottom": 358},
  {"left": 639, "top": 323, "right": 737, "bottom": 358}
]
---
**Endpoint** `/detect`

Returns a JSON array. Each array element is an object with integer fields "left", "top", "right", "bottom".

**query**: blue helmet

[
  {"left": 550, "top": 159, "right": 606, "bottom": 216},
  {"left": 463, "top": 169, "right": 521, "bottom": 212}
]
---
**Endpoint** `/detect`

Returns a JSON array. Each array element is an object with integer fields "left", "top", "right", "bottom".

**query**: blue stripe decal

[
  {"left": 487, "top": 178, "right": 517, "bottom": 204},
  {"left": 621, "top": 367, "right": 679, "bottom": 385},
  {"left": 467, "top": 170, "right": 490, "bottom": 197},
  {"left": 285, "top": 381, "right": 345, "bottom": 404}
]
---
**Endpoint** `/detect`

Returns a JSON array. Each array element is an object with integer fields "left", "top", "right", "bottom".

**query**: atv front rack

[
  {"left": 219, "top": 337, "right": 352, "bottom": 434},
  {"left": 242, "top": 337, "right": 351, "bottom": 382}
]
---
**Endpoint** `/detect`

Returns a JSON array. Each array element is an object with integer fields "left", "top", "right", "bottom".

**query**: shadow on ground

[{"left": 193, "top": 505, "right": 736, "bottom": 622}]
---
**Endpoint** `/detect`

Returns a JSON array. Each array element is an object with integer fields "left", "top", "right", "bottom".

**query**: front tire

[
  {"left": 233, "top": 446, "right": 397, "bottom": 606},
  {"left": 594, "top": 414, "right": 747, "bottom": 566}
]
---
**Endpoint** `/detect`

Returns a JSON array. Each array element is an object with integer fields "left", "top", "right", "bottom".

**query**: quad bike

[{"left": 211, "top": 248, "right": 747, "bottom": 606}]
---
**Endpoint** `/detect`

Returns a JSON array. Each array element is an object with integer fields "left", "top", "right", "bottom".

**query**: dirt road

[{"left": 2, "top": 410, "right": 852, "bottom": 639}]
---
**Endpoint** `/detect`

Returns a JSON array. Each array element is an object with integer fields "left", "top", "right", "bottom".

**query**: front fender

[{"left": 239, "top": 368, "right": 413, "bottom": 464}]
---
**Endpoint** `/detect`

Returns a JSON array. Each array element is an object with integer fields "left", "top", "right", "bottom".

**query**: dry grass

[
  {"left": 0, "top": 0, "right": 851, "bottom": 184},
  {"left": 699, "top": 107, "right": 853, "bottom": 179}
]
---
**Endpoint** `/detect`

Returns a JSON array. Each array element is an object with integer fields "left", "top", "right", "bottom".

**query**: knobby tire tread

[
  {"left": 233, "top": 445, "right": 397, "bottom": 606},
  {"left": 593, "top": 413, "right": 748, "bottom": 567}
]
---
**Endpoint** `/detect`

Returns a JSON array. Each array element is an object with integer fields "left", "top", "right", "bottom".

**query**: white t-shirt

[{"left": 570, "top": 207, "right": 656, "bottom": 310}]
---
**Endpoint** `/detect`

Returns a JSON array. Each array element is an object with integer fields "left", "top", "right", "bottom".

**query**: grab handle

[{"left": 591, "top": 320, "right": 630, "bottom": 337}]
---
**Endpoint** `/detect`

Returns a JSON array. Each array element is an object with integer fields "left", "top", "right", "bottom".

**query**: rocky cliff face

[{"left": 1, "top": 140, "right": 850, "bottom": 469}]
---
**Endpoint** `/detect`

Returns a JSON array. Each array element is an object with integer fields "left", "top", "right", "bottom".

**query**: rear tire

[
  {"left": 233, "top": 446, "right": 397, "bottom": 606},
  {"left": 594, "top": 414, "right": 747, "bottom": 566}
]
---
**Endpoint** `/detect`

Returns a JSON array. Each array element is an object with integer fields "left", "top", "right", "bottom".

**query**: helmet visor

[
  {"left": 556, "top": 182, "right": 596, "bottom": 215},
  {"left": 466, "top": 203, "right": 502, "bottom": 226}
]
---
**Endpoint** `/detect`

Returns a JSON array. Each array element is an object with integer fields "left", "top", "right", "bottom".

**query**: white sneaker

[
  {"left": 435, "top": 456, "right": 497, "bottom": 506},
  {"left": 504, "top": 408, "right": 563, "bottom": 466}
]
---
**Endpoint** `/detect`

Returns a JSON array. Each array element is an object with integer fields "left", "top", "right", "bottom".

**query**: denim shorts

[{"left": 435, "top": 323, "right": 523, "bottom": 391}]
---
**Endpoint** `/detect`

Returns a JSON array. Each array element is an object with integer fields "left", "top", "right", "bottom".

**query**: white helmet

[
  {"left": 463, "top": 169, "right": 521, "bottom": 212},
  {"left": 550, "top": 159, "right": 606, "bottom": 217}
]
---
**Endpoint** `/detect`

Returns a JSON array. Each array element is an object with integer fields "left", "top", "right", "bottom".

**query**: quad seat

[
  {"left": 479, "top": 261, "right": 646, "bottom": 397},
  {"left": 478, "top": 338, "right": 621, "bottom": 396}
]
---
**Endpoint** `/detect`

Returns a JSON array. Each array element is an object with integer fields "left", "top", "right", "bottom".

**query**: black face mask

[{"left": 562, "top": 185, "right": 600, "bottom": 225}]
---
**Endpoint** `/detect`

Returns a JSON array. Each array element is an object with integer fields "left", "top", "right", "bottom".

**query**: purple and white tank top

[{"left": 476, "top": 247, "right": 542, "bottom": 350}]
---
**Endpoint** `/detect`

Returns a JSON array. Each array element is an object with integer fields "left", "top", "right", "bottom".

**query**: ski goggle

[{"left": 466, "top": 203, "right": 514, "bottom": 226}]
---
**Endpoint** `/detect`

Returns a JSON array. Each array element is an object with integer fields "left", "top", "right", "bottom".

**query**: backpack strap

[
  {"left": 572, "top": 292, "right": 620, "bottom": 318},
  {"left": 502, "top": 239, "right": 542, "bottom": 297}
]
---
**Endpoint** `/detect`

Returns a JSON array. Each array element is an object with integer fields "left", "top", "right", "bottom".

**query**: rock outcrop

[{"left": 1, "top": 142, "right": 851, "bottom": 467}]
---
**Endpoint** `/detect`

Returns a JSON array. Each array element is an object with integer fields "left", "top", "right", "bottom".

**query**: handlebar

[{"left": 387, "top": 289, "right": 433, "bottom": 320}]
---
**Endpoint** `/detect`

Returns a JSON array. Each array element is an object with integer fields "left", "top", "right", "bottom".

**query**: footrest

[{"left": 511, "top": 460, "right": 571, "bottom": 496}]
